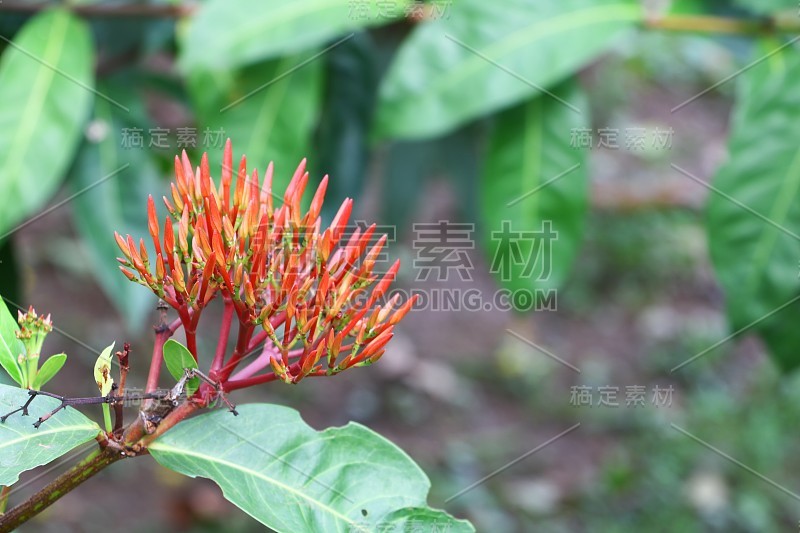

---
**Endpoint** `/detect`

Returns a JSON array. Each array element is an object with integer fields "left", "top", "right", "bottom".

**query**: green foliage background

[{"left": 2, "top": 0, "right": 800, "bottom": 530}]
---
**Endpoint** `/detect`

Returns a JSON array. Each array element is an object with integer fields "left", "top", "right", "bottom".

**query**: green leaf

[
  {"left": 68, "top": 78, "right": 163, "bottom": 331},
  {"left": 375, "top": 0, "right": 640, "bottom": 140},
  {"left": 179, "top": 0, "right": 411, "bottom": 71},
  {"left": 162, "top": 339, "right": 199, "bottom": 397},
  {"left": 0, "top": 368, "right": 13, "bottom": 388},
  {"left": 381, "top": 506, "right": 471, "bottom": 530},
  {"left": 382, "top": 125, "right": 483, "bottom": 237},
  {"left": 315, "top": 32, "right": 377, "bottom": 220},
  {"left": 0, "top": 240, "right": 21, "bottom": 307},
  {"left": 0, "top": 9, "right": 95, "bottom": 235},
  {"left": 707, "top": 38, "right": 800, "bottom": 371},
  {"left": 0, "top": 383, "right": 100, "bottom": 485},
  {"left": 0, "top": 298, "right": 23, "bottom": 387},
  {"left": 93, "top": 342, "right": 114, "bottom": 396},
  {"left": 732, "top": 0, "right": 796, "bottom": 15},
  {"left": 32, "top": 353, "right": 66, "bottom": 390},
  {"left": 188, "top": 54, "right": 323, "bottom": 195},
  {"left": 150, "top": 404, "right": 474, "bottom": 532},
  {"left": 480, "top": 82, "right": 588, "bottom": 301},
  {"left": 382, "top": 141, "right": 434, "bottom": 234}
]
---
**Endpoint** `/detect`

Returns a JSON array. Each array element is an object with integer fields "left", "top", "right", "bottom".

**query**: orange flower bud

[
  {"left": 156, "top": 254, "right": 165, "bottom": 281},
  {"left": 389, "top": 295, "right": 418, "bottom": 325},
  {"left": 117, "top": 143, "right": 416, "bottom": 387},
  {"left": 172, "top": 264, "right": 186, "bottom": 293},
  {"left": 114, "top": 232, "right": 131, "bottom": 260},
  {"left": 243, "top": 278, "right": 256, "bottom": 307},
  {"left": 361, "top": 328, "right": 393, "bottom": 359},
  {"left": 330, "top": 198, "right": 353, "bottom": 244},
  {"left": 164, "top": 218, "right": 175, "bottom": 260},
  {"left": 119, "top": 267, "right": 137, "bottom": 282},
  {"left": 147, "top": 195, "right": 161, "bottom": 256},
  {"left": 178, "top": 207, "right": 189, "bottom": 258},
  {"left": 221, "top": 138, "right": 232, "bottom": 208}
]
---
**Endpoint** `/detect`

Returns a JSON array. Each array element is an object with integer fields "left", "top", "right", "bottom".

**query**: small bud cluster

[
  {"left": 116, "top": 141, "right": 415, "bottom": 387},
  {"left": 13, "top": 306, "right": 61, "bottom": 390},
  {"left": 16, "top": 306, "right": 52, "bottom": 363}
]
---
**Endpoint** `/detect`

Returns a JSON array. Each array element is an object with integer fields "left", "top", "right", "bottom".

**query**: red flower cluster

[{"left": 115, "top": 141, "right": 414, "bottom": 391}]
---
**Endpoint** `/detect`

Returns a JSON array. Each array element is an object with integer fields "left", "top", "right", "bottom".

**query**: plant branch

[
  {"left": 2, "top": 1, "right": 799, "bottom": 36},
  {"left": 136, "top": 400, "right": 202, "bottom": 448},
  {"left": 0, "top": 2, "right": 195, "bottom": 18},
  {"left": 0, "top": 485, "right": 9, "bottom": 515},
  {"left": 0, "top": 448, "right": 123, "bottom": 532},
  {"left": 643, "top": 14, "right": 800, "bottom": 35}
]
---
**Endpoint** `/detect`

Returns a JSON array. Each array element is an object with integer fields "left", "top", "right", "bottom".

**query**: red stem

[
  {"left": 219, "top": 322, "right": 254, "bottom": 381},
  {"left": 211, "top": 298, "right": 235, "bottom": 374},
  {"left": 184, "top": 308, "right": 203, "bottom": 359},
  {"left": 247, "top": 330, "right": 269, "bottom": 352},
  {"left": 167, "top": 313, "right": 187, "bottom": 334},
  {"left": 145, "top": 329, "right": 170, "bottom": 393},
  {"left": 228, "top": 342, "right": 284, "bottom": 381},
  {"left": 225, "top": 371, "right": 280, "bottom": 390},
  {"left": 227, "top": 361, "right": 308, "bottom": 390}
]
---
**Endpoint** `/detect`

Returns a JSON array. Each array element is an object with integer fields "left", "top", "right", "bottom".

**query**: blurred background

[{"left": 2, "top": 0, "right": 800, "bottom": 531}]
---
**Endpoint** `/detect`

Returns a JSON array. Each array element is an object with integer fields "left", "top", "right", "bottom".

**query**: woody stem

[
  {"left": 0, "top": 485, "right": 9, "bottom": 514},
  {"left": 0, "top": 447, "right": 123, "bottom": 532},
  {"left": 643, "top": 14, "right": 800, "bottom": 35},
  {"left": 136, "top": 400, "right": 201, "bottom": 447}
]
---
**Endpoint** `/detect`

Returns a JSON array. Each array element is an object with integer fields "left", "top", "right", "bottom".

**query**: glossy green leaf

[
  {"left": 437, "top": 124, "right": 483, "bottom": 220},
  {"left": 0, "top": 369, "right": 12, "bottom": 388},
  {"left": 150, "top": 404, "right": 474, "bottom": 532},
  {"left": 382, "top": 140, "right": 434, "bottom": 235},
  {"left": 375, "top": 0, "right": 640, "bottom": 140},
  {"left": 732, "top": 0, "right": 796, "bottom": 14},
  {"left": 32, "top": 353, "right": 66, "bottom": 390},
  {"left": 0, "top": 383, "right": 100, "bottom": 485},
  {"left": 179, "top": 0, "right": 412, "bottom": 71},
  {"left": 382, "top": 125, "right": 482, "bottom": 237},
  {"left": 707, "top": 39, "right": 800, "bottom": 371},
  {"left": 0, "top": 9, "right": 95, "bottom": 235},
  {"left": 480, "top": 82, "right": 588, "bottom": 301},
  {"left": 0, "top": 298, "right": 23, "bottom": 387},
  {"left": 315, "top": 32, "right": 377, "bottom": 220},
  {"left": 162, "top": 340, "right": 199, "bottom": 397},
  {"left": 68, "top": 79, "right": 164, "bottom": 331},
  {"left": 188, "top": 54, "right": 323, "bottom": 195},
  {"left": 93, "top": 342, "right": 114, "bottom": 396},
  {"left": 0, "top": 241, "right": 20, "bottom": 308}
]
